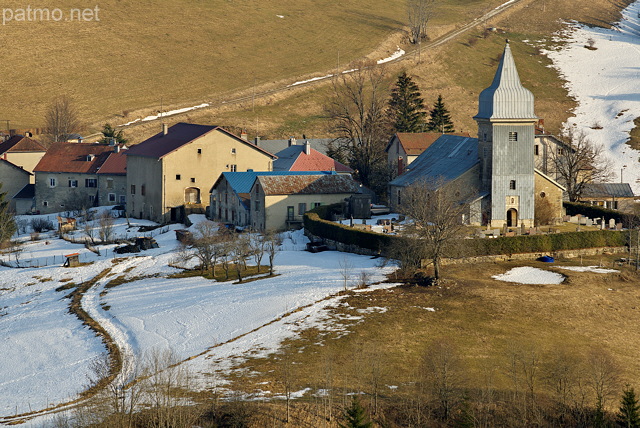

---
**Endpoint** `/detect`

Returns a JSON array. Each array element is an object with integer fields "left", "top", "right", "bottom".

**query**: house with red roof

[
  {"left": 273, "top": 140, "right": 353, "bottom": 174},
  {"left": 97, "top": 150, "right": 128, "bottom": 206},
  {"left": 125, "top": 123, "right": 277, "bottom": 223},
  {"left": 33, "top": 143, "right": 125, "bottom": 214}
]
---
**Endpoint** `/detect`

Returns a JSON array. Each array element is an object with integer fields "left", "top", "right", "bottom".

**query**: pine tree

[
  {"left": 0, "top": 183, "right": 16, "bottom": 247},
  {"left": 426, "top": 94, "right": 455, "bottom": 133},
  {"left": 387, "top": 72, "right": 426, "bottom": 133},
  {"left": 617, "top": 385, "right": 640, "bottom": 428},
  {"left": 99, "top": 123, "right": 128, "bottom": 145},
  {"left": 339, "top": 396, "right": 372, "bottom": 428}
]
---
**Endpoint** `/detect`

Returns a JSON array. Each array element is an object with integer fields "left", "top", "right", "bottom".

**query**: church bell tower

[{"left": 473, "top": 41, "right": 537, "bottom": 228}]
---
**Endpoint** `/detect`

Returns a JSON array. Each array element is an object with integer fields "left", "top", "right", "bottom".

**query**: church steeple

[{"left": 475, "top": 40, "right": 537, "bottom": 121}]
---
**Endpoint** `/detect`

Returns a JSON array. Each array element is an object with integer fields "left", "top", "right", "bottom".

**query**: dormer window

[
  {"left": 86, "top": 154, "right": 95, "bottom": 161},
  {"left": 508, "top": 132, "right": 518, "bottom": 142}
]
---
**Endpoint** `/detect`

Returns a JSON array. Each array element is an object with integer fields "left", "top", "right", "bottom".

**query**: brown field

[
  {"left": 203, "top": 254, "right": 640, "bottom": 425},
  {"left": 115, "top": 0, "right": 635, "bottom": 145}
]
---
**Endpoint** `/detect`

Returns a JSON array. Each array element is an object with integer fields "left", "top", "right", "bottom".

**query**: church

[{"left": 389, "top": 41, "right": 565, "bottom": 228}]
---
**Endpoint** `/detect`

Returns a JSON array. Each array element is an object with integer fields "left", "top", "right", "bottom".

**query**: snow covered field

[
  {"left": 0, "top": 211, "right": 397, "bottom": 424},
  {"left": 543, "top": 0, "right": 640, "bottom": 193}
]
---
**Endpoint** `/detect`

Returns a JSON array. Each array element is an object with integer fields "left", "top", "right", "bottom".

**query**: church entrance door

[{"left": 507, "top": 208, "right": 518, "bottom": 227}]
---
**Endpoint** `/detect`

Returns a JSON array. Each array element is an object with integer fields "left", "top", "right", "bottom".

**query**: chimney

[
  {"left": 114, "top": 145, "right": 120, "bottom": 153},
  {"left": 162, "top": 123, "right": 168, "bottom": 136},
  {"left": 240, "top": 130, "right": 248, "bottom": 141},
  {"left": 538, "top": 118, "right": 545, "bottom": 133},
  {"left": 254, "top": 136, "right": 260, "bottom": 145},
  {"left": 288, "top": 136, "right": 297, "bottom": 147},
  {"left": 304, "top": 140, "right": 311, "bottom": 155}
]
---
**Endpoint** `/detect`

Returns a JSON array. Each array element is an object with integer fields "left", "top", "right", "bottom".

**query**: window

[
  {"left": 230, "top": 164, "right": 237, "bottom": 172},
  {"left": 43, "top": 201, "right": 48, "bottom": 207},
  {"left": 49, "top": 178, "right": 56, "bottom": 188},
  {"left": 108, "top": 193, "right": 116, "bottom": 202},
  {"left": 312, "top": 202, "right": 321, "bottom": 208},
  {"left": 539, "top": 192, "right": 546, "bottom": 198},
  {"left": 89, "top": 195, "right": 96, "bottom": 204},
  {"left": 397, "top": 190, "right": 401, "bottom": 205},
  {"left": 190, "top": 177, "right": 196, "bottom": 183},
  {"left": 534, "top": 145, "right": 539, "bottom": 156},
  {"left": 298, "top": 203, "right": 307, "bottom": 215},
  {"left": 68, "top": 179, "right": 78, "bottom": 188},
  {"left": 131, "top": 184, "right": 136, "bottom": 195},
  {"left": 119, "top": 195, "right": 126, "bottom": 204},
  {"left": 107, "top": 178, "right": 114, "bottom": 189},
  {"left": 176, "top": 174, "right": 181, "bottom": 180},
  {"left": 141, "top": 185, "right": 146, "bottom": 196},
  {"left": 197, "top": 148, "right": 202, "bottom": 154},
  {"left": 558, "top": 148, "right": 564, "bottom": 155},
  {"left": 509, "top": 180, "right": 516, "bottom": 190},
  {"left": 508, "top": 132, "right": 518, "bottom": 142},
  {"left": 85, "top": 178, "right": 97, "bottom": 188},
  {"left": 255, "top": 199, "right": 260, "bottom": 211},
  {"left": 287, "top": 206, "right": 294, "bottom": 220},
  {"left": 231, "top": 148, "right": 236, "bottom": 154}
]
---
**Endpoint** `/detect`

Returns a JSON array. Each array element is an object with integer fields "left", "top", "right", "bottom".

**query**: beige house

[
  {"left": 34, "top": 143, "right": 126, "bottom": 214},
  {"left": 250, "top": 174, "right": 360, "bottom": 231},
  {"left": 0, "top": 159, "right": 32, "bottom": 212},
  {"left": 125, "top": 123, "right": 276, "bottom": 223},
  {"left": 578, "top": 183, "right": 638, "bottom": 212},
  {"left": 0, "top": 135, "right": 47, "bottom": 183}
]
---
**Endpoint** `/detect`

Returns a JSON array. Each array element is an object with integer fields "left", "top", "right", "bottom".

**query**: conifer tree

[
  {"left": 426, "top": 94, "right": 455, "bottom": 133},
  {"left": 618, "top": 385, "right": 640, "bottom": 428},
  {"left": 99, "top": 123, "right": 128, "bottom": 145},
  {"left": 339, "top": 396, "right": 372, "bottom": 428},
  {"left": 387, "top": 72, "right": 426, "bottom": 133}
]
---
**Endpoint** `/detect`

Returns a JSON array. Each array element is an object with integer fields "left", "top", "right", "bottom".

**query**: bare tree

[
  {"left": 0, "top": 184, "right": 16, "bottom": 247},
  {"left": 98, "top": 211, "right": 115, "bottom": 243},
  {"left": 182, "top": 221, "right": 231, "bottom": 275},
  {"left": 264, "top": 230, "right": 281, "bottom": 275},
  {"left": 587, "top": 348, "right": 620, "bottom": 416},
  {"left": 339, "top": 255, "right": 354, "bottom": 290},
  {"left": 45, "top": 95, "right": 80, "bottom": 144},
  {"left": 552, "top": 128, "right": 614, "bottom": 201},
  {"left": 325, "top": 62, "right": 392, "bottom": 193},
  {"left": 396, "top": 178, "right": 476, "bottom": 281},
  {"left": 408, "top": 0, "right": 435, "bottom": 44},
  {"left": 423, "top": 339, "right": 464, "bottom": 422}
]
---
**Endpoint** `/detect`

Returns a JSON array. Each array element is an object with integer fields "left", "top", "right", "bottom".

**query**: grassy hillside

[
  {"left": 0, "top": 0, "right": 513, "bottom": 131},
  {"left": 115, "top": 0, "right": 634, "bottom": 144}
]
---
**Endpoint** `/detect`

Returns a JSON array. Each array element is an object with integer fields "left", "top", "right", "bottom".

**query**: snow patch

[{"left": 492, "top": 267, "right": 565, "bottom": 284}]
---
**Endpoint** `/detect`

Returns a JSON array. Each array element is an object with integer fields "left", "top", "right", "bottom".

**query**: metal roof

[
  {"left": 388, "top": 135, "right": 479, "bottom": 187},
  {"left": 210, "top": 170, "right": 336, "bottom": 194},
  {"left": 475, "top": 41, "right": 537, "bottom": 121},
  {"left": 582, "top": 183, "right": 635, "bottom": 198}
]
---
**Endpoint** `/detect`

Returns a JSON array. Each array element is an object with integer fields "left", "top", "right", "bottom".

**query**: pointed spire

[{"left": 475, "top": 41, "right": 537, "bottom": 120}]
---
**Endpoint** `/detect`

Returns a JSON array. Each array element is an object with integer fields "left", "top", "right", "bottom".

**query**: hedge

[{"left": 304, "top": 204, "right": 629, "bottom": 258}]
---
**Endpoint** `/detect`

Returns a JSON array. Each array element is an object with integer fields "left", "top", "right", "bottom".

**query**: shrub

[{"left": 30, "top": 218, "right": 54, "bottom": 233}]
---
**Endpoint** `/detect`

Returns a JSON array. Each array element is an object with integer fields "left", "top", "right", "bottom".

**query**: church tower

[{"left": 474, "top": 41, "right": 537, "bottom": 228}]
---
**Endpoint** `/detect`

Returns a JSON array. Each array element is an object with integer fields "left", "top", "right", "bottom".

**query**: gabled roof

[
  {"left": 256, "top": 138, "right": 333, "bottom": 156},
  {"left": 13, "top": 183, "right": 35, "bottom": 200},
  {"left": 0, "top": 158, "right": 32, "bottom": 176},
  {"left": 475, "top": 41, "right": 537, "bottom": 121},
  {"left": 126, "top": 123, "right": 277, "bottom": 159},
  {"left": 97, "top": 151, "right": 127, "bottom": 175},
  {"left": 0, "top": 135, "right": 46, "bottom": 154},
  {"left": 385, "top": 132, "right": 471, "bottom": 155},
  {"left": 273, "top": 144, "right": 352, "bottom": 173},
  {"left": 581, "top": 183, "right": 635, "bottom": 199},
  {"left": 33, "top": 143, "right": 117, "bottom": 174},
  {"left": 389, "top": 135, "right": 479, "bottom": 187},
  {"left": 210, "top": 170, "right": 335, "bottom": 194},
  {"left": 256, "top": 174, "right": 360, "bottom": 195},
  {"left": 534, "top": 168, "right": 566, "bottom": 191}
]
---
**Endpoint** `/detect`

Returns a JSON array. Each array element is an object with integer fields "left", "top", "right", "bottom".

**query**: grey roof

[
  {"left": 257, "top": 174, "right": 360, "bottom": 195},
  {"left": 255, "top": 138, "right": 333, "bottom": 156},
  {"left": 13, "top": 183, "right": 34, "bottom": 200},
  {"left": 389, "top": 135, "right": 479, "bottom": 187},
  {"left": 582, "top": 183, "right": 635, "bottom": 198},
  {"left": 475, "top": 41, "right": 537, "bottom": 121}
]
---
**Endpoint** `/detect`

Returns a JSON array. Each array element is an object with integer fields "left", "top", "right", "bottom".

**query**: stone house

[
  {"left": 250, "top": 173, "right": 360, "bottom": 231},
  {"left": 125, "top": 123, "right": 276, "bottom": 223},
  {"left": 33, "top": 143, "right": 124, "bottom": 214},
  {"left": 0, "top": 159, "right": 32, "bottom": 213},
  {"left": 97, "top": 150, "right": 127, "bottom": 206}
]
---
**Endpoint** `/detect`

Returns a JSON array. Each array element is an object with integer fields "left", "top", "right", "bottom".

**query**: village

[{"left": 3, "top": 0, "right": 640, "bottom": 427}]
